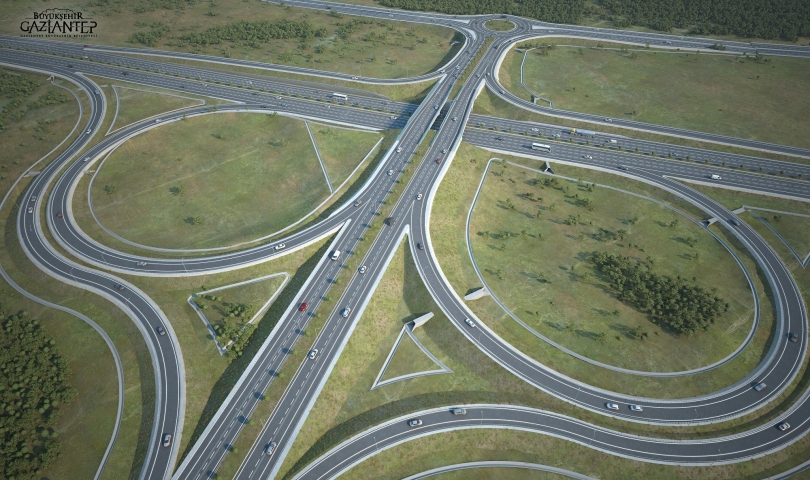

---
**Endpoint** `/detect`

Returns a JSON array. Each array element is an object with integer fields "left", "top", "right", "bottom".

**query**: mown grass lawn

[
  {"left": 310, "top": 123, "right": 382, "bottom": 188},
  {"left": 503, "top": 40, "right": 810, "bottom": 148},
  {"left": 429, "top": 142, "right": 776, "bottom": 398},
  {"left": 470, "top": 160, "right": 754, "bottom": 372},
  {"left": 111, "top": 87, "right": 204, "bottom": 132},
  {"left": 91, "top": 112, "right": 329, "bottom": 250}
]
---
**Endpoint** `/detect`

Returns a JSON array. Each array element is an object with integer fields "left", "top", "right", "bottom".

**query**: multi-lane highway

[{"left": 3, "top": 1, "right": 810, "bottom": 479}]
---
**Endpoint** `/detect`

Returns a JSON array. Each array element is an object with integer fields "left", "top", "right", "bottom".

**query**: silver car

[
  {"left": 408, "top": 419, "right": 423, "bottom": 427},
  {"left": 265, "top": 441, "right": 277, "bottom": 455},
  {"left": 605, "top": 403, "right": 619, "bottom": 410},
  {"left": 341, "top": 307, "right": 351, "bottom": 318}
]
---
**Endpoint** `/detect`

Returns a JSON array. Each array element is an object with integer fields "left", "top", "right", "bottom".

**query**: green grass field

[
  {"left": 469, "top": 161, "right": 754, "bottom": 372},
  {"left": 0, "top": 0, "right": 458, "bottom": 80},
  {"left": 91, "top": 112, "right": 333, "bottom": 250},
  {"left": 429, "top": 142, "right": 777, "bottom": 398},
  {"left": 111, "top": 87, "right": 204, "bottom": 132},
  {"left": 379, "top": 330, "right": 444, "bottom": 382},
  {"left": 310, "top": 123, "right": 382, "bottom": 187},
  {"left": 502, "top": 41, "right": 810, "bottom": 149},
  {"left": 484, "top": 19, "right": 515, "bottom": 31}
]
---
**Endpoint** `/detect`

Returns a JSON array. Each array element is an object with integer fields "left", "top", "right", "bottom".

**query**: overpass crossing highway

[{"left": 2, "top": 2, "right": 810, "bottom": 478}]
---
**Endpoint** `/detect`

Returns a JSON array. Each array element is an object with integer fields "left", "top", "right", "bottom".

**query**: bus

[
  {"left": 332, "top": 93, "right": 348, "bottom": 101},
  {"left": 531, "top": 143, "right": 551, "bottom": 152}
]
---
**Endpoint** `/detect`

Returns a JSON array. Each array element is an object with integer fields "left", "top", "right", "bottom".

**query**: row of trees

[
  {"left": 0, "top": 310, "right": 76, "bottom": 480},
  {"left": 602, "top": 0, "right": 809, "bottom": 41},
  {"left": 377, "top": 0, "right": 585, "bottom": 25},
  {"left": 377, "top": 0, "right": 806, "bottom": 41},
  {"left": 177, "top": 19, "right": 328, "bottom": 47},
  {"left": 591, "top": 251, "right": 728, "bottom": 335}
]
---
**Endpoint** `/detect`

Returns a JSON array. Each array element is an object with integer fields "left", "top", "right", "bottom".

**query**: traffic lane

[
  {"left": 484, "top": 77, "right": 810, "bottom": 159},
  {"left": 182, "top": 59, "right": 452, "bottom": 477},
  {"left": 462, "top": 129, "right": 810, "bottom": 200},
  {"left": 468, "top": 114, "right": 810, "bottom": 178},
  {"left": 175, "top": 222, "right": 357, "bottom": 480},
  {"left": 408, "top": 145, "right": 804, "bottom": 423},
  {"left": 10, "top": 64, "right": 182, "bottom": 479},
  {"left": 295, "top": 404, "right": 808, "bottom": 479}
]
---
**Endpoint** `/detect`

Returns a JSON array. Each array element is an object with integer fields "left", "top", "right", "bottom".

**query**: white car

[
  {"left": 359, "top": 265, "right": 368, "bottom": 274},
  {"left": 416, "top": 194, "right": 423, "bottom": 201},
  {"left": 83, "top": 157, "right": 90, "bottom": 162},
  {"left": 162, "top": 434, "right": 172, "bottom": 447},
  {"left": 452, "top": 116, "right": 457, "bottom": 121},
  {"left": 86, "top": 129, "right": 92, "bottom": 135},
  {"left": 308, "top": 349, "right": 319, "bottom": 360},
  {"left": 530, "top": 128, "right": 539, "bottom": 132},
  {"left": 265, "top": 441, "right": 277, "bottom": 455},
  {"left": 778, "top": 422, "right": 791, "bottom": 431},
  {"left": 408, "top": 419, "right": 423, "bottom": 427},
  {"left": 30, "top": 195, "right": 36, "bottom": 202},
  {"left": 136, "top": 261, "right": 148, "bottom": 266},
  {"left": 274, "top": 243, "right": 286, "bottom": 250},
  {"left": 396, "top": 147, "right": 403, "bottom": 153},
  {"left": 387, "top": 169, "right": 394, "bottom": 176},
  {"left": 603, "top": 118, "right": 612, "bottom": 122},
  {"left": 583, "top": 155, "right": 593, "bottom": 159},
  {"left": 629, "top": 405, "right": 643, "bottom": 412},
  {"left": 605, "top": 403, "right": 619, "bottom": 410},
  {"left": 27, "top": 207, "right": 33, "bottom": 214},
  {"left": 353, "top": 200, "right": 363, "bottom": 207},
  {"left": 464, "top": 318, "right": 476, "bottom": 328},
  {"left": 341, "top": 307, "right": 351, "bottom": 318}
]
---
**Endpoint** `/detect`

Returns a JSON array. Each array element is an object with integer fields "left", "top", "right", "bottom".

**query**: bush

[{"left": 591, "top": 251, "right": 727, "bottom": 335}]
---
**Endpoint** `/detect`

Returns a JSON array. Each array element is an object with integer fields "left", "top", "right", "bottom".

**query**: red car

[
  {"left": 56, "top": 211, "right": 63, "bottom": 218},
  {"left": 298, "top": 302, "right": 308, "bottom": 312},
  {"left": 436, "top": 157, "right": 442, "bottom": 164}
]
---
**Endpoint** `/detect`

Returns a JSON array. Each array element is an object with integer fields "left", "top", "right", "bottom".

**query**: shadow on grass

[{"left": 177, "top": 238, "right": 333, "bottom": 465}]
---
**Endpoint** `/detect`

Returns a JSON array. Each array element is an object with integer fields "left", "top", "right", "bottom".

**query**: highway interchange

[{"left": 3, "top": 0, "right": 810, "bottom": 478}]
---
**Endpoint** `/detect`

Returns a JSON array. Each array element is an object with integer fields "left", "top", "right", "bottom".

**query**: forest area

[{"left": 376, "top": 0, "right": 809, "bottom": 41}]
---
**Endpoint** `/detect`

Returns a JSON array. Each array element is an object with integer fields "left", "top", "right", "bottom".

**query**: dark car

[
  {"left": 436, "top": 157, "right": 442, "bottom": 164},
  {"left": 55, "top": 211, "right": 63, "bottom": 218},
  {"left": 385, "top": 217, "right": 396, "bottom": 226},
  {"left": 789, "top": 332, "right": 799, "bottom": 343},
  {"left": 156, "top": 326, "right": 166, "bottom": 336},
  {"left": 298, "top": 302, "right": 308, "bottom": 312},
  {"left": 416, "top": 243, "right": 424, "bottom": 250}
]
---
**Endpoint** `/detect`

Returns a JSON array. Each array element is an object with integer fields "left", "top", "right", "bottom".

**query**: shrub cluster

[
  {"left": 178, "top": 19, "right": 327, "bottom": 47},
  {"left": 376, "top": 0, "right": 584, "bottom": 24},
  {"left": 602, "top": 0, "right": 809, "bottom": 41},
  {"left": 0, "top": 310, "right": 76, "bottom": 480},
  {"left": 591, "top": 251, "right": 728, "bottom": 335}
]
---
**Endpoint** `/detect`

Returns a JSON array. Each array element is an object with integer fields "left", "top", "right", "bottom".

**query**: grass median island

[
  {"left": 429, "top": 142, "right": 776, "bottom": 398},
  {"left": 484, "top": 20, "right": 516, "bottom": 31},
  {"left": 110, "top": 87, "right": 204, "bottom": 132},
  {"left": 503, "top": 40, "right": 810, "bottom": 148},
  {"left": 310, "top": 124, "right": 383, "bottom": 187},
  {"left": 91, "top": 112, "right": 335, "bottom": 250},
  {"left": 0, "top": 0, "right": 459, "bottom": 80},
  {"left": 469, "top": 161, "right": 754, "bottom": 372}
]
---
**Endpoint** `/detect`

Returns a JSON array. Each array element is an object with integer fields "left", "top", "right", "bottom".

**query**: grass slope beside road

[
  {"left": 471, "top": 87, "right": 810, "bottom": 165},
  {"left": 91, "top": 112, "right": 328, "bottom": 250},
  {"left": 469, "top": 160, "right": 754, "bottom": 372},
  {"left": 311, "top": 124, "right": 382, "bottom": 187},
  {"left": 502, "top": 40, "right": 810, "bottom": 149},
  {"left": 111, "top": 86, "right": 204, "bottom": 132},
  {"left": 0, "top": 0, "right": 459, "bottom": 80}
]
